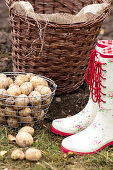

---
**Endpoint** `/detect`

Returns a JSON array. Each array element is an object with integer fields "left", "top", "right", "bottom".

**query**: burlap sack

[{"left": 11, "top": 1, "right": 109, "bottom": 24}]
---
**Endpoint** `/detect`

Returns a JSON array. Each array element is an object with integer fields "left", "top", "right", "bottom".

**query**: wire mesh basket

[{"left": 0, "top": 72, "right": 57, "bottom": 128}]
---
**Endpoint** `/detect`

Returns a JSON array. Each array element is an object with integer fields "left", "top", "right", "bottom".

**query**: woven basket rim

[
  {"left": 8, "top": 0, "right": 111, "bottom": 28},
  {"left": 10, "top": 8, "right": 110, "bottom": 29}
]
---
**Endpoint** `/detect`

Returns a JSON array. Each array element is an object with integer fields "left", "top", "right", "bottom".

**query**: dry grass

[{"left": 0, "top": 123, "right": 113, "bottom": 170}]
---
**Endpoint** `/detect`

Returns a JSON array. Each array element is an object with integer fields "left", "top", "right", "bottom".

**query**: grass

[{"left": 0, "top": 123, "right": 113, "bottom": 170}]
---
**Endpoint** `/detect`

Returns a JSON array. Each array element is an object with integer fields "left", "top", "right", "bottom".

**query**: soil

[{"left": 0, "top": 0, "right": 113, "bottom": 120}]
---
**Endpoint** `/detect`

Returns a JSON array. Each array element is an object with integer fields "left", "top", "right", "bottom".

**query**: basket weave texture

[{"left": 6, "top": 0, "right": 111, "bottom": 95}]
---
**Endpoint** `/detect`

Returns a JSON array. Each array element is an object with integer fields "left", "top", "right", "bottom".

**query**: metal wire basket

[{"left": 0, "top": 72, "right": 57, "bottom": 128}]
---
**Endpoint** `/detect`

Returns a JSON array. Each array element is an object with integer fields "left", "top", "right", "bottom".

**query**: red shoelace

[{"left": 85, "top": 49, "right": 106, "bottom": 107}]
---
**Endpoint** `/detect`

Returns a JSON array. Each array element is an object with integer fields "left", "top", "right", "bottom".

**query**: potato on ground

[
  {"left": 18, "top": 126, "right": 34, "bottom": 136},
  {"left": 16, "top": 132, "right": 33, "bottom": 147},
  {"left": 19, "top": 107, "right": 31, "bottom": 117},
  {"left": 5, "top": 107, "right": 17, "bottom": 116},
  {"left": 0, "top": 78, "right": 10, "bottom": 89},
  {"left": 19, "top": 115, "right": 34, "bottom": 127},
  {"left": 29, "top": 91, "right": 41, "bottom": 106},
  {"left": 20, "top": 82, "right": 33, "bottom": 95},
  {"left": 14, "top": 94, "right": 29, "bottom": 110},
  {"left": 11, "top": 149, "right": 25, "bottom": 160},
  {"left": 15, "top": 75, "right": 29, "bottom": 86},
  {"left": 8, "top": 134, "right": 16, "bottom": 142},
  {"left": 25, "top": 148, "right": 42, "bottom": 161},
  {"left": 0, "top": 89, "right": 8, "bottom": 98},
  {"left": 30, "top": 76, "right": 48, "bottom": 88},
  {"left": 7, "top": 117, "right": 19, "bottom": 128},
  {"left": 7, "top": 85, "right": 21, "bottom": 96}
]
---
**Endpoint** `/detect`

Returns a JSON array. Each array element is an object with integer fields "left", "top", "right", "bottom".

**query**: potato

[
  {"left": 11, "top": 149, "right": 25, "bottom": 160},
  {"left": 0, "top": 109, "right": 5, "bottom": 117},
  {"left": 0, "top": 78, "right": 10, "bottom": 89},
  {"left": 9, "top": 83, "right": 18, "bottom": 88},
  {"left": 19, "top": 107, "right": 31, "bottom": 117},
  {"left": 35, "top": 85, "right": 52, "bottom": 105},
  {"left": 7, "top": 85, "right": 21, "bottom": 96},
  {"left": 35, "top": 85, "right": 51, "bottom": 96},
  {"left": 20, "top": 82, "right": 33, "bottom": 95},
  {"left": 0, "top": 110, "right": 6, "bottom": 124},
  {"left": 36, "top": 110, "right": 45, "bottom": 123},
  {"left": 26, "top": 73, "right": 34, "bottom": 81},
  {"left": 0, "top": 73, "right": 7, "bottom": 79},
  {"left": 15, "top": 75, "right": 29, "bottom": 86},
  {"left": 31, "top": 106, "right": 41, "bottom": 117},
  {"left": 7, "top": 77, "right": 13, "bottom": 85},
  {"left": 18, "top": 126, "right": 34, "bottom": 136},
  {"left": 5, "top": 107, "right": 17, "bottom": 116},
  {"left": 5, "top": 97, "right": 15, "bottom": 105},
  {"left": 31, "top": 106, "right": 42, "bottom": 116},
  {"left": 14, "top": 94, "right": 29, "bottom": 110},
  {"left": 30, "top": 76, "right": 48, "bottom": 88},
  {"left": 16, "top": 132, "right": 33, "bottom": 147},
  {"left": 29, "top": 91, "right": 41, "bottom": 106},
  {"left": 0, "top": 89, "right": 8, "bottom": 98},
  {"left": 8, "top": 134, "right": 16, "bottom": 142},
  {"left": 25, "top": 148, "right": 42, "bottom": 161},
  {"left": 7, "top": 117, "right": 19, "bottom": 128},
  {"left": 42, "top": 97, "right": 51, "bottom": 109},
  {"left": 19, "top": 115, "right": 34, "bottom": 127},
  {"left": 0, "top": 101, "right": 4, "bottom": 108}
]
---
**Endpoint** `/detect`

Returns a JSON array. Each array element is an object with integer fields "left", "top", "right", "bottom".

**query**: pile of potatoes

[
  {"left": 9, "top": 126, "right": 42, "bottom": 161},
  {"left": 0, "top": 73, "right": 52, "bottom": 128}
]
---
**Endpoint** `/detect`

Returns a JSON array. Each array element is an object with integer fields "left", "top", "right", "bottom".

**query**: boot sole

[
  {"left": 61, "top": 141, "right": 113, "bottom": 155},
  {"left": 50, "top": 125, "right": 73, "bottom": 137}
]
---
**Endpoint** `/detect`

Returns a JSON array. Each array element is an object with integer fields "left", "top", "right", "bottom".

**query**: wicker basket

[
  {"left": 0, "top": 72, "right": 57, "bottom": 129},
  {"left": 6, "top": 0, "right": 111, "bottom": 95}
]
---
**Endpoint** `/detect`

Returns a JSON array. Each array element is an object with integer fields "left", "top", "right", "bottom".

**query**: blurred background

[{"left": 0, "top": 0, "right": 113, "bottom": 119}]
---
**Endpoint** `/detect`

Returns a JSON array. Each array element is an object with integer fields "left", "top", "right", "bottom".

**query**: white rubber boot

[
  {"left": 61, "top": 46, "right": 113, "bottom": 154},
  {"left": 51, "top": 98, "right": 98, "bottom": 136},
  {"left": 51, "top": 40, "right": 110, "bottom": 137}
]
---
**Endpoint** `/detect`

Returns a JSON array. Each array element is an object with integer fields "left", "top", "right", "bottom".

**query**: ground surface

[{"left": 0, "top": 0, "right": 113, "bottom": 169}]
